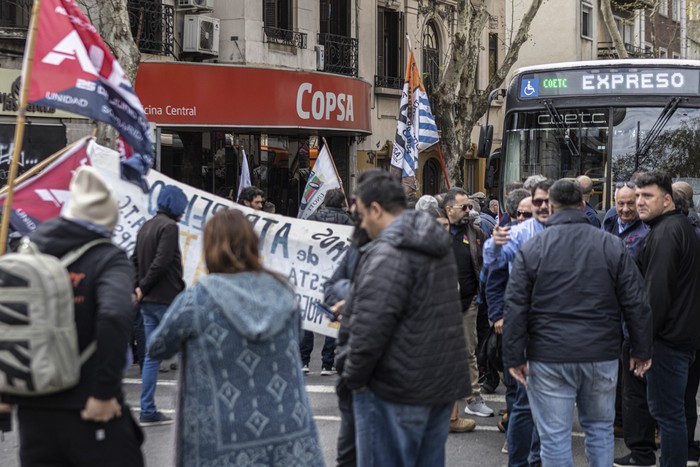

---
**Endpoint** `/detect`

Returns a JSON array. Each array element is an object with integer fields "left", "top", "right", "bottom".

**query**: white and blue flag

[{"left": 391, "top": 49, "right": 439, "bottom": 189}]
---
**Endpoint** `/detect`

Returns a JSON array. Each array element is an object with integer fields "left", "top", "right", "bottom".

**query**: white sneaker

[
  {"left": 464, "top": 396, "right": 494, "bottom": 417},
  {"left": 302, "top": 364, "right": 310, "bottom": 374}
]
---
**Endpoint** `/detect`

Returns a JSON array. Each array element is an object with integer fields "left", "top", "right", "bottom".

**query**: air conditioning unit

[
  {"left": 315, "top": 45, "right": 325, "bottom": 71},
  {"left": 183, "top": 15, "right": 220, "bottom": 55},
  {"left": 178, "top": 0, "right": 214, "bottom": 10}
]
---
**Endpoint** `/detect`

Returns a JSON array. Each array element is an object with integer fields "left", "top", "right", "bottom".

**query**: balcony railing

[
  {"left": 128, "top": 1, "right": 174, "bottom": 56},
  {"left": 374, "top": 75, "right": 403, "bottom": 90},
  {"left": 318, "top": 33, "right": 358, "bottom": 77},
  {"left": 264, "top": 26, "right": 307, "bottom": 49},
  {"left": 0, "top": 0, "right": 31, "bottom": 29},
  {"left": 597, "top": 42, "right": 654, "bottom": 59}
]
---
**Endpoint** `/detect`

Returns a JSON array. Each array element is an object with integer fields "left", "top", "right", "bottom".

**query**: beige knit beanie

[{"left": 63, "top": 166, "right": 119, "bottom": 232}]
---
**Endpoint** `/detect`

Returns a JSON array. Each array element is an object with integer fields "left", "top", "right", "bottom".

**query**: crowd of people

[{"left": 1, "top": 163, "right": 699, "bottom": 467}]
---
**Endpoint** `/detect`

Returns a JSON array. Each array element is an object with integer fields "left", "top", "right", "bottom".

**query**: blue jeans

[
  {"left": 507, "top": 378, "right": 540, "bottom": 467},
  {"left": 140, "top": 303, "right": 169, "bottom": 419},
  {"left": 646, "top": 339, "right": 694, "bottom": 467},
  {"left": 527, "top": 360, "right": 618, "bottom": 467},
  {"left": 353, "top": 389, "right": 451, "bottom": 467}
]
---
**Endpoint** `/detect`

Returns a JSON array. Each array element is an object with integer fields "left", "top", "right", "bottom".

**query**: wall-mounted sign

[{"left": 135, "top": 63, "right": 371, "bottom": 133}]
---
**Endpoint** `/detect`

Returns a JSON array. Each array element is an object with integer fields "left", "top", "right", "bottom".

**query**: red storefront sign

[{"left": 134, "top": 62, "right": 371, "bottom": 133}]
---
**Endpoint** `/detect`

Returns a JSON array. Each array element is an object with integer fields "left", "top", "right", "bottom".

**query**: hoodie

[
  {"left": 148, "top": 271, "right": 324, "bottom": 467},
  {"left": 341, "top": 210, "right": 470, "bottom": 405}
]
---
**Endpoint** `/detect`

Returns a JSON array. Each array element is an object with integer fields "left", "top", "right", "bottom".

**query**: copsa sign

[{"left": 135, "top": 63, "right": 371, "bottom": 133}]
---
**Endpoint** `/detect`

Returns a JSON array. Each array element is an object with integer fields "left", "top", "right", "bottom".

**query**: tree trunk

[
  {"left": 430, "top": 0, "right": 545, "bottom": 188},
  {"left": 432, "top": 0, "right": 470, "bottom": 187},
  {"left": 600, "top": 0, "right": 629, "bottom": 58},
  {"left": 76, "top": 0, "right": 140, "bottom": 149}
]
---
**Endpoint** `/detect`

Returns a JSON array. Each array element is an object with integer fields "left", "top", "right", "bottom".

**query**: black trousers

[
  {"left": 18, "top": 405, "right": 144, "bottom": 467},
  {"left": 336, "top": 379, "right": 356, "bottom": 467},
  {"left": 621, "top": 340, "right": 656, "bottom": 464}
]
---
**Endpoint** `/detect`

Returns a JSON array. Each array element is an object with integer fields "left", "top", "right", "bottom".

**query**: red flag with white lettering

[
  {"left": 0, "top": 139, "right": 90, "bottom": 221},
  {"left": 23, "top": 0, "right": 152, "bottom": 189}
]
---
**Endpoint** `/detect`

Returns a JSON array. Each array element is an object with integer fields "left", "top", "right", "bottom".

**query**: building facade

[{"left": 0, "top": 0, "right": 509, "bottom": 207}]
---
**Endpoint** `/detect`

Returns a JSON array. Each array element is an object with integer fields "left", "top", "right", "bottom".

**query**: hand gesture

[{"left": 492, "top": 225, "right": 511, "bottom": 246}]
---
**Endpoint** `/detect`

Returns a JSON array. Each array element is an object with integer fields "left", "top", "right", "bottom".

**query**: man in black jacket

[
  {"left": 444, "top": 188, "right": 492, "bottom": 427},
  {"left": 2, "top": 167, "right": 144, "bottom": 466},
  {"left": 132, "top": 184, "right": 188, "bottom": 426},
  {"left": 342, "top": 170, "right": 469, "bottom": 466},
  {"left": 301, "top": 188, "right": 353, "bottom": 375},
  {"left": 634, "top": 171, "right": 700, "bottom": 467},
  {"left": 504, "top": 180, "right": 652, "bottom": 467}
]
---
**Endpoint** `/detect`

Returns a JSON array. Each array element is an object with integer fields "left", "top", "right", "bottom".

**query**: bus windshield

[{"left": 502, "top": 105, "right": 700, "bottom": 210}]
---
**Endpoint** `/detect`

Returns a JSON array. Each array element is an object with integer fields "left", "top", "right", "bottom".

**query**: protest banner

[{"left": 2, "top": 139, "right": 349, "bottom": 338}]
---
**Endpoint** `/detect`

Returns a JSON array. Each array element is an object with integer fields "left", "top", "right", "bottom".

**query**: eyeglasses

[
  {"left": 615, "top": 181, "right": 636, "bottom": 189},
  {"left": 449, "top": 204, "right": 472, "bottom": 212},
  {"left": 531, "top": 198, "right": 549, "bottom": 208},
  {"left": 516, "top": 210, "right": 533, "bottom": 218}
]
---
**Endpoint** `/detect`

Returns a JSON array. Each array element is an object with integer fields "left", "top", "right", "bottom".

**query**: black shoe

[
  {"left": 481, "top": 381, "right": 497, "bottom": 394},
  {"left": 613, "top": 453, "right": 655, "bottom": 467},
  {"left": 139, "top": 411, "right": 174, "bottom": 427}
]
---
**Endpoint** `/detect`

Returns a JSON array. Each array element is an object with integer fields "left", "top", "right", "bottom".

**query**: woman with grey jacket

[{"left": 148, "top": 209, "right": 324, "bottom": 467}]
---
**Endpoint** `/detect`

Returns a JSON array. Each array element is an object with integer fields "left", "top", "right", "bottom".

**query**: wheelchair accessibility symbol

[{"left": 520, "top": 79, "right": 539, "bottom": 98}]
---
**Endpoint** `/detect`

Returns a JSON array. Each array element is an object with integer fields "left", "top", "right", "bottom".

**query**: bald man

[{"left": 576, "top": 175, "right": 601, "bottom": 227}]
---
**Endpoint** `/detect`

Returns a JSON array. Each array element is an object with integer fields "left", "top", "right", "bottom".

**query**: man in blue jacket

[{"left": 504, "top": 180, "right": 652, "bottom": 467}]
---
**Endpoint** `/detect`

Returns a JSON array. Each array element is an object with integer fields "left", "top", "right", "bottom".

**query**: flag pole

[
  {"left": 322, "top": 137, "right": 347, "bottom": 205},
  {"left": 435, "top": 142, "right": 451, "bottom": 190},
  {"left": 0, "top": 0, "right": 42, "bottom": 255}
]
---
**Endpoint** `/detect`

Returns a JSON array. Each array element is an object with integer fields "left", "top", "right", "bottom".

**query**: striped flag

[{"left": 391, "top": 48, "right": 439, "bottom": 191}]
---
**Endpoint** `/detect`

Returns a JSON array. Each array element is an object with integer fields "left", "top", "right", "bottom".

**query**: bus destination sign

[{"left": 519, "top": 67, "right": 700, "bottom": 99}]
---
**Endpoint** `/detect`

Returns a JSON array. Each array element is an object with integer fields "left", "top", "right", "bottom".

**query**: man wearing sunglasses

[
  {"left": 483, "top": 178, "right": 552, "bottom": 467},
  {"left": 443, "top": 188, "right": 494, "bottom": 423}
]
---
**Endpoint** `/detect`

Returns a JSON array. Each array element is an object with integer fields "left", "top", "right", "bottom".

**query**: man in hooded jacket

[
  {"left": 1, "top": 167, "right": 144, "bottom": 466},
  {"left": 132, "top": 185, "right": 188, "bottom": 426}
]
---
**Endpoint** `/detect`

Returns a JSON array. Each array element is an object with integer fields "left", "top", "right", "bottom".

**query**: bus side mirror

[
  {"left": 477, "top": 124, "right": 493, "bottom": 158},
  {"left": 484, "top": 150, "right": 500, "bottom": 189}
]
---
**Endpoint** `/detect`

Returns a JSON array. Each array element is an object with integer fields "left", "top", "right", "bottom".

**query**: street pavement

[{"left": 2, "top": 334, "right": 697, "bottom": 466}]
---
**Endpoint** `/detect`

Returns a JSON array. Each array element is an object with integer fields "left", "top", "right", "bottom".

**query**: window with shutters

[
  {"left": 263, "top": 0, "right": 307, "bottom": 49},
  {"left": 422, "top": 21, "right": 439, "bottom": 107},
  {"left": 375, "top": 8, "right": 403, "bottom": 89},
  {"left": 263, "top": 0, "right": 292, "bottom": 31},
  {"left": 0, "top": 0, "right": 31, "bottom": 28},
  {"left": 488, "top": 33, "right": 498, "bottom": 82}
]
